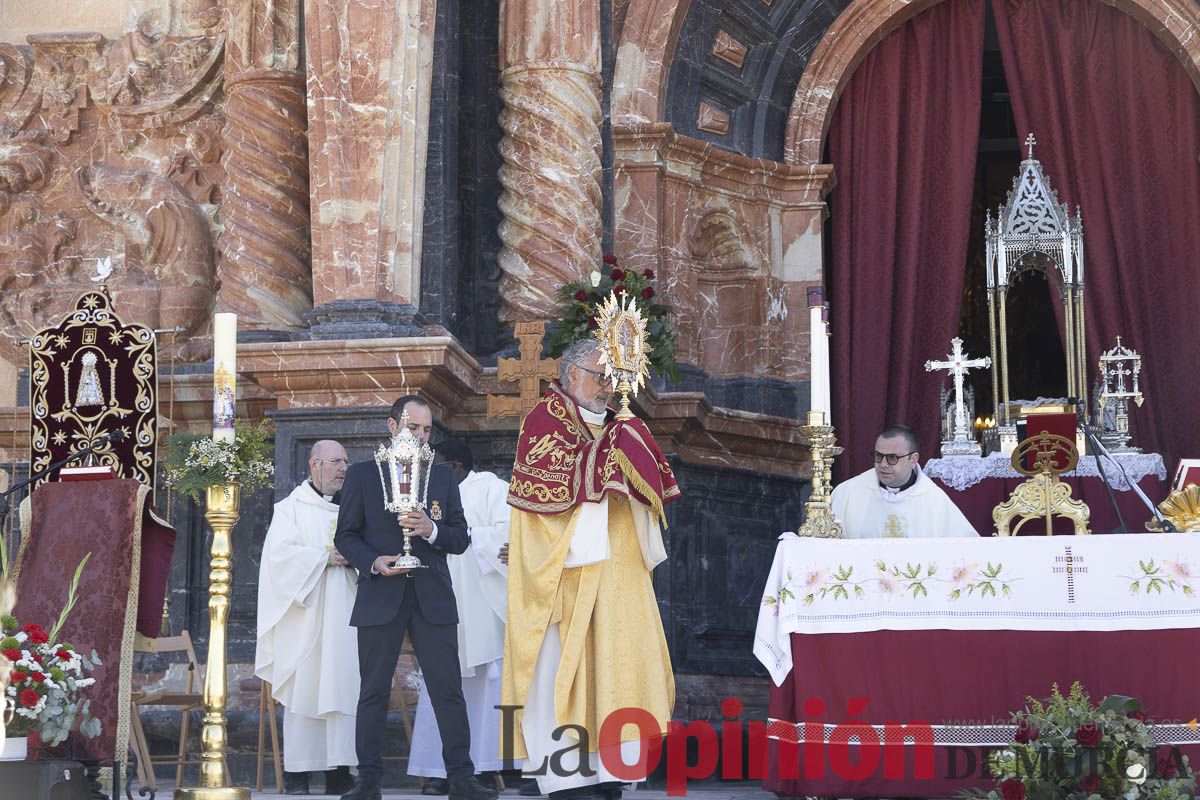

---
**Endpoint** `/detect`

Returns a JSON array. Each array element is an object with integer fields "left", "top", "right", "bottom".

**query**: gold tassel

[{"left": 614, "top": 449, "right": 668, "bottom": 529}]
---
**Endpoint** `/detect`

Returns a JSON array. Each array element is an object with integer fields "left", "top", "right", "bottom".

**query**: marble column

[
  {"left": 303, "top": 0, "right": 437, "bottom": 336},
  {"left": 220, "top": 0, "right": 313, "bottom": 331},
  {"left": 497, "top": 0, "right": 603, "bottom": 323}
]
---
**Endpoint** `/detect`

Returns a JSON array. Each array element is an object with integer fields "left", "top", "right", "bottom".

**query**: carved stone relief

[{"left": 0, "top": 5, "right": 307, "bottom": 362}]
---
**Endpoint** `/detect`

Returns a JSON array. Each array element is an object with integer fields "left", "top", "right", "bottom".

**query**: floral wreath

[{"left": 547, "top": 254, "right": 680, "bottom": 382}]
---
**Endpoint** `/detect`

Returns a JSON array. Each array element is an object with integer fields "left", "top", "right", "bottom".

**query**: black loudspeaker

[{"left": 0, "top": 760, "right": 93, "bottom": 799}]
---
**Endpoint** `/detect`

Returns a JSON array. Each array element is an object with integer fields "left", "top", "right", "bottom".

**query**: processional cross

[
  {"left": 925, "top": 337, "right": 991, "bottom": 456},
  {"left": 486, "top": 322, "right": 561, "bottom": 420},
  {"left": 1025, "top": 133, "right": 1037, "bottom": 159}
]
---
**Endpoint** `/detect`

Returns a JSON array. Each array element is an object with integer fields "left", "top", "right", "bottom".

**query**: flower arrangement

[
  {"left": 164, "top": 420, "right": 275, "bottom": 501},
  {"left": 962, "top": 682, "right": 1195, "bottom": 800},
  {"left": 2, "top": 555, "right": 102, "bottom": 746},
  {"left": 547, "top": 254, "right": 680, "bottom": 382}
]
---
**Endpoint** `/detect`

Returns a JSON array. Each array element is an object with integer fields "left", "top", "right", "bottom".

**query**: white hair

[{"left": 559, "top": 339, "right": 601, "bottom": 386}]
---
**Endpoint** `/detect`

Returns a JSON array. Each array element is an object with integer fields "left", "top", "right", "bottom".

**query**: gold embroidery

[
  {"left": 884, "top": 515, "right": 907, "bottom": 538},
  {"left": 509, "top": 479, "right": 572, "bottom": 503}
]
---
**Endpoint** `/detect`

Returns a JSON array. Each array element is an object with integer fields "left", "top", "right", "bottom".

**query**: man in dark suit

[{"left": 334, "top": 396, "right": 498, "bottom": 800}]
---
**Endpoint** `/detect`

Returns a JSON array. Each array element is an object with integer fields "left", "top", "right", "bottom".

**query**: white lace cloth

[{"left": 925, "top": 451, "right": 1166, "bottom": 491}]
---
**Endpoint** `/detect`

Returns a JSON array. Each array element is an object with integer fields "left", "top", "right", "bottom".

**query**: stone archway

[
  {"left": 611, "top": 0, "right": 692, "bottom": 125},
  {"left": 783, "top": 0, "right": 1200, "bottom": 165}
]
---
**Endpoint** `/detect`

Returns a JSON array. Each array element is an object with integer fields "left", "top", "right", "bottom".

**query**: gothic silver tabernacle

[
  {"left": 374, "top": 410, "right": 435, "bottom": 569},
  {"left": 985, "top": 133, "right": 1087, "bottom": 450}
]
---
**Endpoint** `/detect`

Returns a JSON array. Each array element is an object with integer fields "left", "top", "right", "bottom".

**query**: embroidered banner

[
  {"left": 29, "top": 289, "right": 158, "bottom": 494},
  {"left": 754, "top": 532, "right": 1200, "bottom": 685}
]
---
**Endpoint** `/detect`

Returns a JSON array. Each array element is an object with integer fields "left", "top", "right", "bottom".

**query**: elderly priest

[
  {"left": 255, "top": 439, "right": 358, "bottom": 795},
  {"left": 502, "top": 339, "right": 680, "bottom": 800},
  {"left": 831, "top": 424, "right": 978, "bottom": 538}
]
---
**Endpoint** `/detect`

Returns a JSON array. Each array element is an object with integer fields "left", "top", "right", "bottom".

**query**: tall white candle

[
  {"left": 212, "top": 312, "right": 237, "bottom": 443},
  {"left": 808, "top": 288, "right": 830, "bottom": 419},
  {"left": 819, "top": 305, "right": 831, "bottom": 418}
]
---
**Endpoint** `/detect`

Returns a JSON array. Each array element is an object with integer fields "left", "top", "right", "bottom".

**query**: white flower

[
  {"left": 1125, "top": 762, "right": 1147, "bottom": 785},
  {"left": 590, "top": 270, "right": 602, "bottom": 287}
]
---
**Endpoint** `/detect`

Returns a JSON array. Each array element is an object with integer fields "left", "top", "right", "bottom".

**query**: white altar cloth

[{"left": 753, "top": 532, "right": 1200, "bottom": 686}]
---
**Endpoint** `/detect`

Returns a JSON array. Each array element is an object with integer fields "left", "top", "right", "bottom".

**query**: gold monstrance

[{"left": 594, "top": 289, "right": 650, "bottom": 421}]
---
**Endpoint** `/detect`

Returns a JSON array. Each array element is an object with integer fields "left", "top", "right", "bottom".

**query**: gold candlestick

[
  {"left": 796, "top": 410, "right": 844, "bottom": 538},
  {"left": 175, "top": 483, "right": 250, "bottom": 800}
]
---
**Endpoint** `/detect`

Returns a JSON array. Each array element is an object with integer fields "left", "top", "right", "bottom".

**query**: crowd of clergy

[{"left": 254, "top": 340, "right": 975, "bottom": 799}]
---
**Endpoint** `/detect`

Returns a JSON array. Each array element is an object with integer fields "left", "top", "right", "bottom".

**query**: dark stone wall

[
  {"left": 666, "top": 0, "right": 853, "bottom": 160},
  {"left": 420, "top": 0, "right": 508, "bottom": 359},
  {"left": 658, "top": 459, "right": 805, "bottom": 677}
]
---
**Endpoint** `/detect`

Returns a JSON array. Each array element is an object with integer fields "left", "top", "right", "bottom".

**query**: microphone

[
  {"left": 1070, "top": 396, "right": 1174, "bottom": 532},
  {"left": 103, "top": 428, "right": 127, "bottom": 442}
]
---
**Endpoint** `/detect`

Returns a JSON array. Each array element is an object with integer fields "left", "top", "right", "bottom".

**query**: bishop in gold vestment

[{"left": 502, "top": 341, "right": 679, "bottom": 800}]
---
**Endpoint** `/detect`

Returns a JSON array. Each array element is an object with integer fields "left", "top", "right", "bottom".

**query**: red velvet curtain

[
  {"left": 828, "top": 0, "right": 985, "bottom": 480},
  {"left": 992, "top": 0, "right": 1200, "bottom": 471}
]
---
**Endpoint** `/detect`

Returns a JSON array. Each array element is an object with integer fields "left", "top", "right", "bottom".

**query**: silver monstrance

[{"left": 374, "top": 411, "right": 435, "bottom": 569}]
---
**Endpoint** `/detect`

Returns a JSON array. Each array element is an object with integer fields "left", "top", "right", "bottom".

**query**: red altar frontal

[{"left": 755, "top": 535, "right": 1200, "bottom": 798}]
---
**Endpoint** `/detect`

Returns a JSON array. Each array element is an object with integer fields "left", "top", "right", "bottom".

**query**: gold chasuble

[{"left": 502, "top": 382, "right": 678, "bottom": 763}]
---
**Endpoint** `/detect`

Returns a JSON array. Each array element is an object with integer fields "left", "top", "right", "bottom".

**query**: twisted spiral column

[
  {"left": 497, "top": 62, "right": 603, "bottom": 323},
  {"left": 218, "top": 70, "right": 312, "bottom": 328}
]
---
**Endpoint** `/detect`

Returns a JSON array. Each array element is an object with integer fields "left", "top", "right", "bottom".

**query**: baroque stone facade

[{"left": 4, "top": 0, "right": 1200, "bottom": 787}]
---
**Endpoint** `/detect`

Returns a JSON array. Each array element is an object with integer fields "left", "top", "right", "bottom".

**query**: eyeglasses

[
  {"left": 872, "top": 451, "right": 915, "bottom": 465},
  {"left": 574, "top": 365, "right": 612, "bottom": 383},
  {"left": 317, "top": 458, "right": 349, "bottom": 467}
]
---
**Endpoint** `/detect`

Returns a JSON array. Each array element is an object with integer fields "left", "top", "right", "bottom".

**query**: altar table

[
  {"left": 755, "top": 534, "right": 1200, "bottom": 798},
  {"left": 925, "top": 451, "right": 1168, "bottom": 534}
]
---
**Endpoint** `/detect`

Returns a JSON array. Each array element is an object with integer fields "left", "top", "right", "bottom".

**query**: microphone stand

[
  {"left": 0, "top": 431, "right": 126, "bottom": 527},
  {"left": 1074, "top": 408, "right": 1175, "bottom": 533}
]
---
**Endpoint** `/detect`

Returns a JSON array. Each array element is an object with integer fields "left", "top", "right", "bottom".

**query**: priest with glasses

[{"left": 831, "top": 424, "right": 977, "bottom": 538}]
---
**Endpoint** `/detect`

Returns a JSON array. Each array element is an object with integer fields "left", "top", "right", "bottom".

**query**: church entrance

[
  {"left": 821, "top": 0, "right": 1200, "bottom": 476},
  {"left": 958, "top": 5, "right": 1069, "bottom": 420}
]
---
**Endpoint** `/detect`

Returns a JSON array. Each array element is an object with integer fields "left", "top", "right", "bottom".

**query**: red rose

[
  {"left": 10, "top": 669, "right": 26, "bottom": 683},
  {"left": 1080, "top": 774, "right": 1101, "bottom": 793},
  {"left": 2, "top": 648, "right": 19, "bottom": 662},
  {"left": 614, "top": 284, "right": 627, "bottom": 295},
  {"left": 644, "top": 269, "right": 655, "bottom": 280},
  {"left": 23, "top": 624, "right": 48, "bottom": 644},
  {"left": 999, "top": 778, "right": 1025, "bottom": 800},
  {"left": 642, "top": 286, "right": 655, "bottom": 299},
  {"left": 574, "top": 290, "right": 588, "bottom": 302},
  {"left": 1014, "top": 719, "right": 1039, "bottom": 743},
  {"left": 30, "top": 671, "right": 45, "bottom": 683},
  {"left": 603, "top": 254, "right": 618, "bottom": 265},
  {"left": 19, "top": 688, "right": 39, "bottom": 708},
  {"left": 1075, "top": 723, "right": 1102, "bottom": 747},
  {"left": 1128, "top": 709, "right": 1148, "bottom": 722},
  {"left": 610, "top": 268, "right": 625, "bottom": 281},
  {"left": 587, "top": 317, "right": 599, "bottom": 330},
  {"left": 56, "top": 648, "right": 72, "bottom": 661}
]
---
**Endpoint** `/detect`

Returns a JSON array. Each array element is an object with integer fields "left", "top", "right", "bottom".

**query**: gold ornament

[
  {"left": 1147, "top": 485, "right": 1200, "bottom": 532},
  {"left": 993, "top": 432, "right": 1090, "bottom": 536},
  {"left": 594, "top": 289, "right": 651, "bottom": 421}
]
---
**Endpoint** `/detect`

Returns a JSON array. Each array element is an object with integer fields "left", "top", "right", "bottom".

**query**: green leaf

[
  {"left": 1098, "top": 695, "right": 1140, "bottom": 715},
  {"left": 48, "top": 552, "right": 92, "bottom": 644}
]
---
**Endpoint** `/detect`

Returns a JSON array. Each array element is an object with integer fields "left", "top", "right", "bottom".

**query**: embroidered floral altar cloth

[
  {"left": 755, "top": 532, "right": 1200, "bottom": 686},
  {"left": 755, "top": 533, "right": 1200, "bottom": 798}
]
